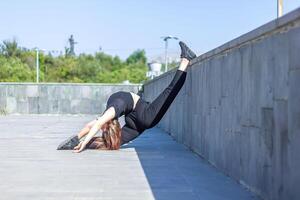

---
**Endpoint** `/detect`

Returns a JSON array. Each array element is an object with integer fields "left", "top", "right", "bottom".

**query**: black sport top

[
  {"left": 105, "top": 91, "right": 149, "bottom": 133},
  {"left": 106, "top": 91, "right": 134, "bottom": 118},
  {"left": 103, "top": 91, "right": 149, "bottom": 144}
]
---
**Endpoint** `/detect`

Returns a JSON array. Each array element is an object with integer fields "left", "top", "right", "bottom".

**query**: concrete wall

[
  {"left": 0, "top": 83, "right": 141, "bottom": 114},
  {"left": 143, "top": 8, "right": 300, "bottom": 200}
]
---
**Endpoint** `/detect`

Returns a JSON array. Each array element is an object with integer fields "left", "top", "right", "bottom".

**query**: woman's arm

[{"left": 73, "top": 107, "right": 116, "bottom": 153}]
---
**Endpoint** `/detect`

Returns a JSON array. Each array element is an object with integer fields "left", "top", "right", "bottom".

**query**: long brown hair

[{"left": 87, "top": 119, "right": 122, "bottom": 150}]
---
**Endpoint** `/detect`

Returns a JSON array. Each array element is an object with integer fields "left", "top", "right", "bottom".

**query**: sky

[{"left": 0, "top": 0, "right": 299, "bottom": 60}]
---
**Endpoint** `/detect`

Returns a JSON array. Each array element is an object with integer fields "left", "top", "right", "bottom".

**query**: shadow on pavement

[{"left": 121, "top": 127, "right": 258, "bottom": 200}]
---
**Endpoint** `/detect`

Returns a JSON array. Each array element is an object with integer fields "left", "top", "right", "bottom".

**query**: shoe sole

[{"left": 57, "top": 135, "right": 78, "bottom": 150}]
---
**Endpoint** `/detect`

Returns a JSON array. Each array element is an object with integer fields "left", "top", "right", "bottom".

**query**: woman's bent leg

[
  {"left": 121, "top": 125, "right": 140, "bottom": 145},
  {"left": 87, "top": 125, "right": 140, "bottom": 148},
  {"left": 86, "top": 137, "right": 105, "bottom": 149}
]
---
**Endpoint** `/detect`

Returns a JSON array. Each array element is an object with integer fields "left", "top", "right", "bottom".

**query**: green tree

[
  {"left": 0, "top": 39, "right": 21, "bottom": 57},
  {"left": 0, "top": 38, "right": 149, "bottom": 83},
  {"left": 126, "top": 49, "right": 147, "bottom": 65},
  {"left": 0, "top": 56, "right": 35, "bottom": 82}
]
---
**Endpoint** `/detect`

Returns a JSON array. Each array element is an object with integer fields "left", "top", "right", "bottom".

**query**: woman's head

[
  {"left": 101, "top": 119, "right": 121, "bottom": 150},
  {"left": 87, "top": 119, "right": 121, "bottom": 150}
]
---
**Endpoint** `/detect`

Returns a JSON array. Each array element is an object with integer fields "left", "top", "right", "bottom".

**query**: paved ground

[{"left": 0, "top": 115, "right": 258, "bottom": 200}]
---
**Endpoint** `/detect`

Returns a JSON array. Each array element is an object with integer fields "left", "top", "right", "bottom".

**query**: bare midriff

[{"left": 130, "top": 92, "right": 141, "bottom": 110}]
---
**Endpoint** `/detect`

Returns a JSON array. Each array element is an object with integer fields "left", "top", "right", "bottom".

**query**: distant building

[
  {"left": 122, "top": 80, "right": 130, "bottom": 84},
  {"left": 148, "top": 52, "right": 180, "bottom": 64},
  {"left": 146, "top": 62, "right": 162, "bottom": 79}
]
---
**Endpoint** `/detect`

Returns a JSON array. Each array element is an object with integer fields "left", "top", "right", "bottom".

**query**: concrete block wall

[
  {"left": 0, "top": 83, "right": 141, "bottom": 114},
  {"left": 143, "top": 8, "right": 300, "bottom": 200}
]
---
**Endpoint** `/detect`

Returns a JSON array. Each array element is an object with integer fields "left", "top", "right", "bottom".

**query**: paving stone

[{"left": 0, "top": 115, "right": 258, "bottom": 200}]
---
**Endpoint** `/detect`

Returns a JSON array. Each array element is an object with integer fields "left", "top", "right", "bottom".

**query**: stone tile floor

[{"left": 0, "top": 115, "right": 259, "bottom": 200}]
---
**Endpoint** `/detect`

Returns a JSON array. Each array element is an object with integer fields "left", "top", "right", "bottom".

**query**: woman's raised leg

[
  {"left": 142, "top": 42, "right": 196, "bottom": 128},
  {"left": 178, "top": 58, "right": 189, "bottom": 72},
  {"left": 143, "top": 59, "right": 188, "bottom": 127}
]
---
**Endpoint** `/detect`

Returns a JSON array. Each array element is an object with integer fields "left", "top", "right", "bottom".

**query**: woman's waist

[
  {"left": 124, "top": 98, "right": 149, "bottom": 132},
  {"left": 134, "top": 98, "right": 149, "bottom": 112}
]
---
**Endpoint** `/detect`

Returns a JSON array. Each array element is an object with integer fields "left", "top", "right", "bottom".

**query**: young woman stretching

[{"left": 57, "top": 41, "right": 196, "bottom": 152}]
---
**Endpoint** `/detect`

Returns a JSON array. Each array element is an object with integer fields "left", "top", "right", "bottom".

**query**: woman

[{"left": 57, "top": 41, "right": 196, "bottom": 152}]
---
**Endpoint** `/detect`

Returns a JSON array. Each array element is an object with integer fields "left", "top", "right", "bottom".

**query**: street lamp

[
  {"left": 35, "top": 48, "right": 39, "bottom": 83},
  {"left": 161, "top": 36, "right": 178, "bottom": 72},
  {"left": 34, "top": 48, "right": 46, "bottom": 83},
  {"left": 277, "top": 0, "right": 283, "bottom": 18}
]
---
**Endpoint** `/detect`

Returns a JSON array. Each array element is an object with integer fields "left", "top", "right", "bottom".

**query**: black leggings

[{"left": 121, "top": 69, "right": 187, "bottom": 144}]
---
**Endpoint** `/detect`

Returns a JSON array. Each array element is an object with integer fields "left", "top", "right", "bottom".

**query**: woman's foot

[
  {"left": 57, "top": 135, "right": 80, "bottom": 150},
  {"left": 179, "top": 41, "right": 196, "bottom": 61}
]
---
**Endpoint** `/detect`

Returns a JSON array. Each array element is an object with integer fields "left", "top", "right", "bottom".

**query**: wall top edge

[
  {"left": 191, "top": 7, "right": 300, "bottom": 65},
  {"left": 144, "top": 7, "right": 300, "bottom": 86},
  {"left": 0, "top": 82, "right": 142, "bottom": 86}
]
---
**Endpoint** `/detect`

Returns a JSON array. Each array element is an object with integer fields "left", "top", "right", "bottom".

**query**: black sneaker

[
  {"left": 57, "top": 135, "right": 80, "bottom": 150},
  {"left": 179, "top": 41, "right": 197, "bottom": 61}
]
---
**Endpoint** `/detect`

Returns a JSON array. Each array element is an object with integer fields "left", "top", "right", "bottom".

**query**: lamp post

[
  {"left": 34, "top": 48, "right": 46, "bottom": 83},
  {"left": 35, "top": 48, "right": 40, "bottom": 83},
  {"left": 277, "top": 0, "right": 283, "bottom": 18},
  {"left": 161, "top": 36, "right": 178, "bottom": 72}
]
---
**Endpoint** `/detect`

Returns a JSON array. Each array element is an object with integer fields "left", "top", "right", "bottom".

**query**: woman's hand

[
  {"left": 73, "top": 108, "right": 115, "bottom": 153},
  {"left": 73, "top": 141, "right": 87, "bottom": 153}
]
